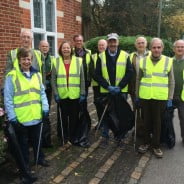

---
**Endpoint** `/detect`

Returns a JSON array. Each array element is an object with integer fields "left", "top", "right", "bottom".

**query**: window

[{"left": 31, "top": 0, "right": 57, "bottom": 56}]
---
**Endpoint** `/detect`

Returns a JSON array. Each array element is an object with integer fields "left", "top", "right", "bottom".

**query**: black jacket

[{"left": 94, "top": 48, "right": 133, "bottom": 91}]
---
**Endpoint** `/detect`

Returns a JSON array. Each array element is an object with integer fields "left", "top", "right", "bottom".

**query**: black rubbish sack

[
  {"left": 160, "top": 107, "right": 175, "bottom": 149},
  {"left": 75, "top": 101, "right": 91, "bottom": 146},
  {"left": 4, "top": 123, "right": 30, "bottom": 177},
  {"left": 97, "top": 94, "right": 134, "bottom": 140}
]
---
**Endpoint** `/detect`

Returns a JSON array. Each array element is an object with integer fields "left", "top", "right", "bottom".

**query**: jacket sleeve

[
  {"left": 51, "top": 64, "right": 58, "bottom": 96},
  {"left": 118, "top": 57, "right": 133, "bottom": 90},
  {"left": 136, "top": 67, "right": 143, "bottom": 98},
  {"left": 80, "top": 63, "right": 86, "bottom": 96},
  {"left": 4, "top": 75, "right": 16, "bottom": 121},
  {"left": 40, "top": 83, "right": 49, "bottom": 112},
  {"left": 168, "top": 65, "right": 175, "bottom": 100},
  {"left": 94, "top": 57, "right": 109, "bottom": 89}
]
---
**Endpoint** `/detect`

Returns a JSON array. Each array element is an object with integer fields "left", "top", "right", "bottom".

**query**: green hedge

[{"left": 85, "top": 36, "right": 174, "bottom": 57}]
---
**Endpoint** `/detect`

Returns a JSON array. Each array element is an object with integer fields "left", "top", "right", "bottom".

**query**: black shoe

[
  {"left": 100, "top": 137, "right": 109, "bottom": 148},
  {"left": 78, "top": 141, "right": 91, "bottom": 148},
  {"left": 20, "top": 174, "right": 37, "bottom": 184},
  {"left": 37, "top": 159, "right": 50, "bottom": 167}
]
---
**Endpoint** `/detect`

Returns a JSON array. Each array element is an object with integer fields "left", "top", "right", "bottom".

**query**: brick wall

[
  {"left": 0, "top": 0, "right": 23, "bottom": 82},
  {"left": 0, "top": 0, "right": 82, "bottom": 83}
]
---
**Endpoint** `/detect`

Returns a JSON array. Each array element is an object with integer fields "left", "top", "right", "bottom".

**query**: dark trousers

[
  {"left": 58, "top": 99, "right": 80, "bottom": 143},
  {"left": 130, "top": 94, "right": 144, "bottom": 137},
  {"left": 173, "top": 99, "right": 184, "bottom": 140},
  {"left": 141, "top": 99, "right": 166, "bottom": 148},
  {"left": 93, "top": 87, "right": 109, "bottom": 138},
  {"left": 42, "top": 86, "right": 52, "bottom": 147},
  {"left": 14, "top": 123, "right": 44, "bottom": 166}
]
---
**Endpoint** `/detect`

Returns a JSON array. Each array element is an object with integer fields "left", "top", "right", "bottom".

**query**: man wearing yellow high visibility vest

[
  {"left": 4, "top": 30, "right": 43, "bottom": 76},
  {"left": 172, "top": 40, "right": 184, "bottom": 145},
  {"left": 39, "top": 40, "right": 55, "bottom": 148},
  {"left": 136, "top": 38, "right": 175, "bottom": 158},
  {"left": 95, "top": 33, "right": 133, "bottom": 147},
  {"left": 4, "top": 48, "right": 49, "bottom": 183},
  {"left": 129, "top": 36, "right": 151, "bottom": 137},
  {"left": 92, "top": 39, "right": 107, "bottom": 134}
]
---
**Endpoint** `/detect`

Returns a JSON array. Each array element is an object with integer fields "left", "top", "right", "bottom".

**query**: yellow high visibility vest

[
  {"left": 129, "top": 51, "right": 151, "bottom": 63},
  {"left": 100, "top": 50, "right": 129, "bottom": 93},
  {"left": 91, "top": 53, "right": 98, "bottom": 87},
  {"left": 181, "top": 70, "right": 184, "bottom": 101},
  {"left": 139, "top": 55, "right": 173, "bottom": 100},
  {"left": 11, "top": 49, "right": 43, "bottom": 72},
  {"left": 54, "top": 56, "right": 82, "bottom": 99},
  {"left": 7, "top": 70, "right": 42, "bottom": 123},
  {"left": 50, "top": 56, "right": 55, "bottom": 70}
]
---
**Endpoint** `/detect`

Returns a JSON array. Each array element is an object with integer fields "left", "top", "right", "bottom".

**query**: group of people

[{"left": 1, "top": 29, "right": 184, "bottom": 184}]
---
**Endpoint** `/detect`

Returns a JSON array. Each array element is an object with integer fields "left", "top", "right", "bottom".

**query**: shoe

[
  {"left": 78, "top": 141, "right": 91, "bottom": 148},
  {"left": 20, "top": 174, "right": 37, "bottom": 184},
  {"left": 100, "top": 137, "right": 109, "bottom": 148},
  {"left": 138, "top": 144, "right": 149, "bottom": 153},
  {"left": 37, "top": 159, "right": 50, "bottom": 167},
  {"left": 153, "top": 148, "right": 163, "bottom": 158}
]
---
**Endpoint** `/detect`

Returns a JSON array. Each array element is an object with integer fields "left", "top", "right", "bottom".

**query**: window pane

[
  {"left": 34, "top": 33, "right": 44, "bottom": 50},
  {"left": 46, "top": 0, "right": 55, "bottom": 32},
  {"left": 33, "top": 0, "right": 43, "bottom": 28},
  {"left": 47, "top": 36, "right": 55, "bottom": 55}
]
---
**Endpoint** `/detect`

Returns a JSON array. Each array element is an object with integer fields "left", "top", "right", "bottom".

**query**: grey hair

[
  {"left": 150, "top": 37, "right": 164, "bottom": 49},
  {"left": 173, "top": 39, "right": 184, "bottom": 47}
]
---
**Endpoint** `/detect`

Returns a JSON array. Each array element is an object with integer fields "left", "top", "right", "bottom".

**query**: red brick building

[{"left": 0, "top": 0, "right": 82, "bottom": 82}]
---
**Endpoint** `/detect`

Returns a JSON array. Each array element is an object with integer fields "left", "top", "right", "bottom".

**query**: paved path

[{"left": 139, "top": 110, "right": 184, "bottom": 184}]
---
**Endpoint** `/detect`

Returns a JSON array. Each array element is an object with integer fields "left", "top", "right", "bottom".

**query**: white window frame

[{"left": 30, "top": 0, "right": 57, "bottom": 56}]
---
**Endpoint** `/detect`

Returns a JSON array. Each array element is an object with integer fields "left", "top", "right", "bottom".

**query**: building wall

[{"left": 0, "top": 0, "right": 82, "bottom": 83}]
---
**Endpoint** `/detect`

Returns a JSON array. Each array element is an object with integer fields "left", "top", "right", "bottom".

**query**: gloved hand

[
  {"left": 113, "top": 87, "right": 121, "bottom": 94},
  {"left": 9, "top": 117, "right": 22, "bottom": 131},
  {"left": 107, "top": 86, "right": 116, "bottom": 95},
  {"left": 54, "top": 94, "right": 60, "bottom": 103},
  {"left": 167, "top": 99, "right": 173, "bottom": 108},
  {"left": 79, "top": 95, "right": 86, "bottom": 103},
  {"left": 42, "top": 111, "right": 49, "bottom": 121},
  {"left": 135, "top": 98, "right": 141, "bottom": 109}
]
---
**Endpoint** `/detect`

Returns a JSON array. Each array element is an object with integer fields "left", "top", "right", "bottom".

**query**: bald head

[
  {"left": 135, "top": 36, "right": 147, "bottom": 54},
  {"left": 20, "top": 30, "right": 33, "bottom": 49},
  {"left": 173, "top": 39, "right": 184, "bottom": 59},
  {"left": 39, "top": 40, "right": 50, "bottom": 56},
  {"left": 98, "top": 39, "right": 107, "bottom": 53}
]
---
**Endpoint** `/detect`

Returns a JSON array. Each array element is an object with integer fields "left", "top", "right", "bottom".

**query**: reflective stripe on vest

[
  {"left": 181, "top": 70, "right": 184, "bottom": 101},
  {"left": 129, "top": 52, "right": 135, "bottom": 63},
  {"left": 7, "top": 70, "right": 42, "bottom": 123},
  {"left": 91, "top": 53, "right": 98, "bottom": 86},
  {"left": 11, "top": 49, "right": 19, "bottom": 71},
  {"left": 50, "top": 56, "right": 55, "bottom": 70},
  {"left": 54, "top": 56, "right": 82, "bottom": 99},
  {"left": 100, "top": 50, "right": 129, "bottom": 93},
  {"left": 139, "top": 55, "right": 173, "bottom": 100}
]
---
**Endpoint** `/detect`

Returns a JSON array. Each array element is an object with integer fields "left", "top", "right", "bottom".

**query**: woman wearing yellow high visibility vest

[
  {"left": 136, "top": 38, "right": 175, "bottom": 158},
  {"left": 51, "top": 41, "right": 85, "bottom": 146},
  {"left": 4, "top": 48, "right": 49, "bottom": 183}
]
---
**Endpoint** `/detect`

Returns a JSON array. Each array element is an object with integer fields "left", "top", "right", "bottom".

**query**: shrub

[{"left": 85, "top": 36, "right": 174, "bottom": 57}]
